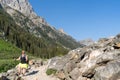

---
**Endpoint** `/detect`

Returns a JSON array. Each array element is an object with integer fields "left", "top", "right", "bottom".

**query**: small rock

[
  {"left": 77, "top": 76, "right": 87, "bottom": 80},
  {"left": 69, "top": 68, "right": 80, "bottom": 80},
  {"left": 0, "top": 76, "right": 9, "bottom": 80},
  {"left": 56, "top": 71, "right": 65, "bottom": 79},
  {"left": 116, "top": 33, "right": 120, "bottom": 38}
]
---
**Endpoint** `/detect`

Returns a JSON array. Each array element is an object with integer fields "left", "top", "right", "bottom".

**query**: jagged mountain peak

[
  {"left": 0, "top": 0, "right": 34, "bottom": 17},
  {"left": 0, "top": 0, "right": 46, "bottom": 25},
  {"left": 58, "top": 28, "right": 67, "bottom": 34}
]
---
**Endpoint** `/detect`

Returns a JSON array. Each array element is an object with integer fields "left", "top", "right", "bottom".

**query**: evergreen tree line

[{"left": 0, "top": 8, "right": 68, "bottom": 58}]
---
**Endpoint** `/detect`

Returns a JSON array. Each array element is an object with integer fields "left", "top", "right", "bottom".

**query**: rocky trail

[
  {"left": 22, "top": 65, "right": 59, "bottom": 80},
  {"left": 0, "top": 60, "right": 60, "bottom": 80}
]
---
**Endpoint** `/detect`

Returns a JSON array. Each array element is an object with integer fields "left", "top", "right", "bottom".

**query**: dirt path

[{"left": 22, "top": 65, "right": 60, "bottom": 80}]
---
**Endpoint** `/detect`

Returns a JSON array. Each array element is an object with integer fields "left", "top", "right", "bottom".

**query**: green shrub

[
  {"left": 46, "top": 69, "right": 57, "bottom": 75},
  {"left": 0, "top": 60, "right": 19, "bottom": 72}
]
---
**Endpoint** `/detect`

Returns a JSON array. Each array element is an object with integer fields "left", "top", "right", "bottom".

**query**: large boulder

[
  {"left": 47, "top": 56, "right": 69, "bottom": 71},
  {"left": 94, "top": 60, "right": 120, "bottom": 80},
  {"left": 78, "top": 50, "right": 103, "bottom": 77}
]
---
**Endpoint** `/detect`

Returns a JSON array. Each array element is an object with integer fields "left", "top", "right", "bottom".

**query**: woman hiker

[{"left": 16, "top": 50, "right": 28, "bottom": 76}]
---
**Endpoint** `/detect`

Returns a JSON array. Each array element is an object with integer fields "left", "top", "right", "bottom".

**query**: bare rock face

[
  {"left": 47, "top": 34, "right": 120, "bottom": 80},
  {"left": 0, "top": 0, "right": 46, "bottom": 25},
  {"left": 0, "top": 0, "right": 33, "bottom": 16},
  {"left": 79, "top": 39, "right": 94, "bottom": 46}
]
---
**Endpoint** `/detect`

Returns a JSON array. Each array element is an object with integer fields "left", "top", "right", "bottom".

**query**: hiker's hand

[{"left": 14, "top": 58, "right": 16, "bottom": 61}]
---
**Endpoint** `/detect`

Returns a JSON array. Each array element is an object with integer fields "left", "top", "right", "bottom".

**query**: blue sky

[{"left": 29, "top": 0, "right": 120, "bottom": 41}]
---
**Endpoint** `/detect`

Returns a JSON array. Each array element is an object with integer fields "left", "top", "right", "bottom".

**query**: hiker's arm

[
  {"left": 16, "top": 56, "right": 20, "bottom": 60},
  {"left": 26, "top": 55, "right": 28, "bottom": 61}
]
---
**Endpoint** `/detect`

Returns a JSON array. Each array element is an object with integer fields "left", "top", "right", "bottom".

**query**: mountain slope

[{"left": 0, "top": 0, "right": 81, "bottom": 58}]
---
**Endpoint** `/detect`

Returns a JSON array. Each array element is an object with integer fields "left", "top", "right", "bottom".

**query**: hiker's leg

[
  {"left": 18, "top": 66, "right": 21, "bottom": 75},
  {"left": 22, "top": 68, "right": 26, "bottom": 75}
]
